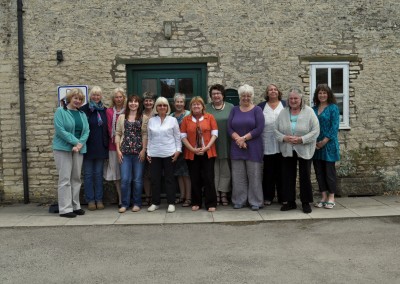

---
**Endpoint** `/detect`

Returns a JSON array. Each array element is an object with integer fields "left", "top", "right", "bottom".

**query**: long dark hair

[
  {"left": 313, "top": 84, "right": 337, "bottom": 106},
  {"left": 125, "top": 95, "right": 143, "bottom": 120}
]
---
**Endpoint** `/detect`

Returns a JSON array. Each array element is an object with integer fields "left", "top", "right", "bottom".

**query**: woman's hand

[
  {"left": 171, "top": 151, "right": 180, "bottom": 162},
  {"left": 139, "top": 149, "right": 146, "bottom": 162},
  {"left": 147, "top": 155, "right": 152, "bottom": 163},
  {"left": 117, "top": 150, "right": 123, "bottom": 164}
]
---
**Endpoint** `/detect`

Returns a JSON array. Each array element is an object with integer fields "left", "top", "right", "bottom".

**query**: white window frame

[{"left": 310, "top": 62, "right": 350, "bottom": 129}]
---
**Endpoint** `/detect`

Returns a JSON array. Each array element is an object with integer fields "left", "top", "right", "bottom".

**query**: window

[{"left": 310, "top": 62, "right": 350, "bottom": 129}]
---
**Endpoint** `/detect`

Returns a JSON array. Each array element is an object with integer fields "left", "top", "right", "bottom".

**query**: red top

[
  {"left": 106, "top": 108, "right": 123, "bottom": 151},
  {"left": 180, "top": 113, "right": 218, "bottom": 160}
]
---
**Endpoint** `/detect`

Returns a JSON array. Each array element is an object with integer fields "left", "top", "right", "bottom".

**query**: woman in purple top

[{"left": 228, "top": 84, "right": 265, "bottom": 210}]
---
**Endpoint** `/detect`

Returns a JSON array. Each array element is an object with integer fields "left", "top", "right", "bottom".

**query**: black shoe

[
  {"left": 280, "top": 202, "right": 297, "bottom": 211},
  {"left": 59, "top": 212, "right": 77, "bottom": 218},
  {"left": 73, "top": 209, "right": 85, "bottom": 215},
  {"left": 302, "top": 202, "right": 312, "bottom": 214}
]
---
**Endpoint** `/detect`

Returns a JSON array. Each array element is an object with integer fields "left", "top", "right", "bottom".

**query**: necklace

[{"left": 212, "top": 102, "right": 225, "bottom": 111}]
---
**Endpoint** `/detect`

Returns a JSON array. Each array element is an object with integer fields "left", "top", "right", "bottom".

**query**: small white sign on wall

[{"left": 57, "top": 85, "right": 89, "bottom": 107}]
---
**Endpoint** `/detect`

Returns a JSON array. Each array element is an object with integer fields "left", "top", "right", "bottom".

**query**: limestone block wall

[{"left": 0, "top": 0, "right": 399, "bottom": 202}]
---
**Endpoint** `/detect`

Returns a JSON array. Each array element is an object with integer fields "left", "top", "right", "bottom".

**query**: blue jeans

[
  {"left": 83, "top": 158, "right": 105, "bottom": 203},
  {"left": 120, "top": 154, "right": 144, "bottom": 208}
]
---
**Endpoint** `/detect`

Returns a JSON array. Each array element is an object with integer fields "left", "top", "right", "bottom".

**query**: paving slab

[
  {"left": 336, "top": 197, "right": 384, "bottom": 207},
  {"left": 0, "top": 215, "right": 30, "bottom": 227},
  {"left": 164, "top": 211, "right": 213, "bottom": 224},
  {"left": 259, "top": 209, "right": 311, "bottom": 221},
  {"left": 347, "top": 205, "right": 400, "bottom": 217},
  {"left": 14, "top": 215, "right": 70, "bottom": 227},
  {"left": 308, "top": 207, "right": 359, "bottom": 219},
  {"left": 213, "top": 209, "right": 263, "bottom": 223},
  {"left": 115, "top": 210, "right": 165, "bottom": 225},
  {"left": 65, "top": 215, "right": 119, "bottom": 226}
]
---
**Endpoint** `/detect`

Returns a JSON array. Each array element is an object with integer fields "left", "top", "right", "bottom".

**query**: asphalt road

[{"left": 1, "top": 217, "right": 399, "bottom": 284}]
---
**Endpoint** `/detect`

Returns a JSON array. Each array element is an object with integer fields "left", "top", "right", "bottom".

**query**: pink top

[{"left": 106, "top": 108, "right": 123, "bottom": 151}]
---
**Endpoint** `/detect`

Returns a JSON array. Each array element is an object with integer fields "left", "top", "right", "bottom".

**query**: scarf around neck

[{"left": 89, "top": 101, "right": 105, "bottom": 126}]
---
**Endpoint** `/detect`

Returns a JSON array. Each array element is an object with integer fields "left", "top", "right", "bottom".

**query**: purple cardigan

[{"left": 227, "top": 105, "right": 265, "bottom": 162}]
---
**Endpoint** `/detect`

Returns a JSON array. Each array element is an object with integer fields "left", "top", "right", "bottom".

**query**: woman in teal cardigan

[
  {"left": 312, "top": 84, "right": 340, "bottom": 209},
  {"left": 53, "top": 89, "right": 90, "bottom": 218}
]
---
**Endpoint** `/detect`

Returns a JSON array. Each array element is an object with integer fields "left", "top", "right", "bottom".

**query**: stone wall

[{"left": 0, "top": 0, "right": 399, "bottom": 202}]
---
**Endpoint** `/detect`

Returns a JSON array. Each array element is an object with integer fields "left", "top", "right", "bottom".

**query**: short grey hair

[
  {"left": 287, "top": 87, "right": 306, "bottom": 109},
  {"left": 238, "top": 84, "right": 255, "bottom": 104},
  {"left": 173, "top": 93, "right": 186, "bottom": 102}
]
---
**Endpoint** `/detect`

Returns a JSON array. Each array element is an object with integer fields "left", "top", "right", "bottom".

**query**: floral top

[{"left": 120, "top": 118, "right": 143, "bottom": 155}]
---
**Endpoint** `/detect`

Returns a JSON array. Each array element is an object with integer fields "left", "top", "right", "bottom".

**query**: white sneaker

[
  {"left": 167, "top": 204, "right": 175, "bottom": 213},
  {"left": 147, "top": 204, "right": 159, "bottom": 212}
]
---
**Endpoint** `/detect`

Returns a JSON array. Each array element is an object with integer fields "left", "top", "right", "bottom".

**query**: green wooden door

[{"left": 127, "top": 63, "right": 207, "bottom": 107}]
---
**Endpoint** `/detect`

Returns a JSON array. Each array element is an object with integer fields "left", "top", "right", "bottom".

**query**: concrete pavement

[{"left": 1, "top": 195, "right": 400, "bottom": 227}]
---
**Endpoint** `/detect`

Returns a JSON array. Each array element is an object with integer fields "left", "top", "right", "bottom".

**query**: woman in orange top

[{"left": 180, "top": 96, "right": 218, "bottom": 212}]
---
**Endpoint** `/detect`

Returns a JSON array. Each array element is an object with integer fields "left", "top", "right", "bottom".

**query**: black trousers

[
  {"left": 150, "top": 157, "right": 176, "bottom": 205},
  {"left": 262, "top": 153, "right": 283, "bottom": 203},
  {"left": 281, "top": 152, "right": 313, "bottom": 203},
  {"left": 313, "top": 159, "right": 337, "bottom": 194},
  {"left": 186, "top": 155, "right": 217, "bottom": 209}
]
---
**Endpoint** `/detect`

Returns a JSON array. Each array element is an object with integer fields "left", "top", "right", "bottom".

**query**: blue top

[
  {"left": 80, "top": 104, "right": 109, "bottom": 159},
  {"left": 312, "top": 104, "right": 340, "bottom": 162},
  {"left": 52, "top": 107, "right": 90, "bottom": 154},
  {"left": 227, "top": 105, "right": 265, "bottom": 163}
]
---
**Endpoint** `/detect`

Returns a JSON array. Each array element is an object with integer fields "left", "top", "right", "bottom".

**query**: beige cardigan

[
  {"left": 114, "top": 114, "right": 149, "bottom": 150},
  {"left": 275, "top": 105, "right": 319, "bottom": 160}
]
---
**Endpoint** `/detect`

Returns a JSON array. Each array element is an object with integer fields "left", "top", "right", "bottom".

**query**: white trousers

[{"left": 53, "top": 150, "right": 83, "bottom": 214}]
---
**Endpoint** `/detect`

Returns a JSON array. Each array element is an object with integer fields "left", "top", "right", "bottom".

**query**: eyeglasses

[
  {"left": 211, "top": 92, "right": 222, "bottom": 96},
  {"left": 157, "top": 104, "right": 168, "bottom": 107}
]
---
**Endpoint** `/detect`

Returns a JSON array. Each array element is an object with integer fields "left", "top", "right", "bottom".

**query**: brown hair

[{"left": 125, "top": 95, "right": 143, "bottom": 121}]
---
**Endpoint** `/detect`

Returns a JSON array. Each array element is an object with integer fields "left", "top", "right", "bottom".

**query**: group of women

[{"left": 52, "top": 82, "right": 340, "bottom": 218}]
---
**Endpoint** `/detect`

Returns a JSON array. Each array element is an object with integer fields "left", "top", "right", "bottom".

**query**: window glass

[
  {"left": 178, "top": 78, "right": 193, "bottom": 97},
  {"left": 331, "top": 68, "right": 343, "bottom": 93},
  {"left": 141, "top": 79, "right": 157, "bottom": 94},
  {"left": 316, "top": 68, "right": 328, "bottom": 85},
  {"left": 160, "top": 79, "right": 175, "bottom": 98},
  {"left": 335, "top": 95, "right": 344, "bottom": 123}
]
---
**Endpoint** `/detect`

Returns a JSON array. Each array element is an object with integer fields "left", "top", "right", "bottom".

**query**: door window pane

[
  {"left": 331, "top": 68, "right": 343, "bottom": 93},
  {"left": 141, "top": 79, "right": 157, "bottom": 94},
  {"left": 178, "top": 78, "right": 193, "bottom": 97},
  {"left": 316, "top": 68, "right": 328, "bottom": 85},
  {"left": 160, "top": 79, "right": 175, "bottom": 98}
]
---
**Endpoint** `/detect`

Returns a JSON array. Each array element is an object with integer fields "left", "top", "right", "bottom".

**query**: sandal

[
  {"left": 324, "top": 202, "right": 335, "bottom": 209},
  {"left": 182, "top": 199, "right": 191, "bottom": 207},
  {"left": 264, "top": 200, "right": 272, "bottom": 206},
  {"left": 314, "top": 201, "right": 326, "bottom": 208},
  {"left": 175, "top": 198, "right": 184, "bottom": 204},
  {"left": 220, "top": 194, "right": 229, "bottom": 206},
  {"left": 191, "top": 205, "right": 200, "bottom": 211},
  {"left": 216, "top": 195, "right": 221, "bottom": 206}
]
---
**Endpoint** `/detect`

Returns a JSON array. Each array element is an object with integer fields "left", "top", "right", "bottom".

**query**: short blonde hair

[
  {"left": 238, "top": 84, "right": 254, "bottom": 104},
  {"left": 89, "top": 86, "right": 102, "bottom": 99},
  {"left": 66, "top": 88, "right": 85, "bottom": 103},
  {"left": 110, "top": 87, "right": 126, "bottom": 108},
  {"left": 153, "top": 97, "right": 171, "bottom": 115}
]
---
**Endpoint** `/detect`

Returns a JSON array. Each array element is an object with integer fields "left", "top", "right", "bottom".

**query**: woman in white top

[
  {"left": 147, "top": 97, "right": 182, "bottom": 213},
  {"left": 258, "top": 84, "right": 286, "bottom": 206}
]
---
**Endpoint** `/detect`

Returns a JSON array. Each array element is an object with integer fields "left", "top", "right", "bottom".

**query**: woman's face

[
  {"left": 144, "top": 99, "right": 155, "bottom": 110},
  {"left": 191, "top": 101, "right": 203, "bottom": 115},
  {"left": 90, "top": 92, "right": 102, "bottom": 103},
  {"left": 174, "top": 98, "right": 185, "bottom": 112},
  {"left": 211, "top": 89, "right": 223, "bottom": 105},
  {"left": 113, "top": 92, "right": 125, "bottom": 108},
  {"left": 68, "top": 95, "right": 83, "bottom": 109},
  {"left": 288, "top": 92, "right": 301, "bottom": 109},
  {"left": 156, "top": 102, "right": 168, "bottom": 116},
  {"left": 318, "top": 90, "right": 328, "bottom": 104},
  {"left": 128, "top": 99, "right": 139, "bottom": 111},
  {"left": 240, "top": 93, "right": 252, "bottom": 106},
  {"left": 267, "top": 85, "right": 279, "bottom": 100}
]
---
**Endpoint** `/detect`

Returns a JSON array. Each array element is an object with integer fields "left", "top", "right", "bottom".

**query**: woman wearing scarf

[
  {"left": 104, "top": 87, "right": 126, "bottom": 208},
  {"left": 180, "top": 96, "right": 218, "bottom": 212},
  {"left": 81, "top": 86, "right": 109, "bottom": 211}
]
